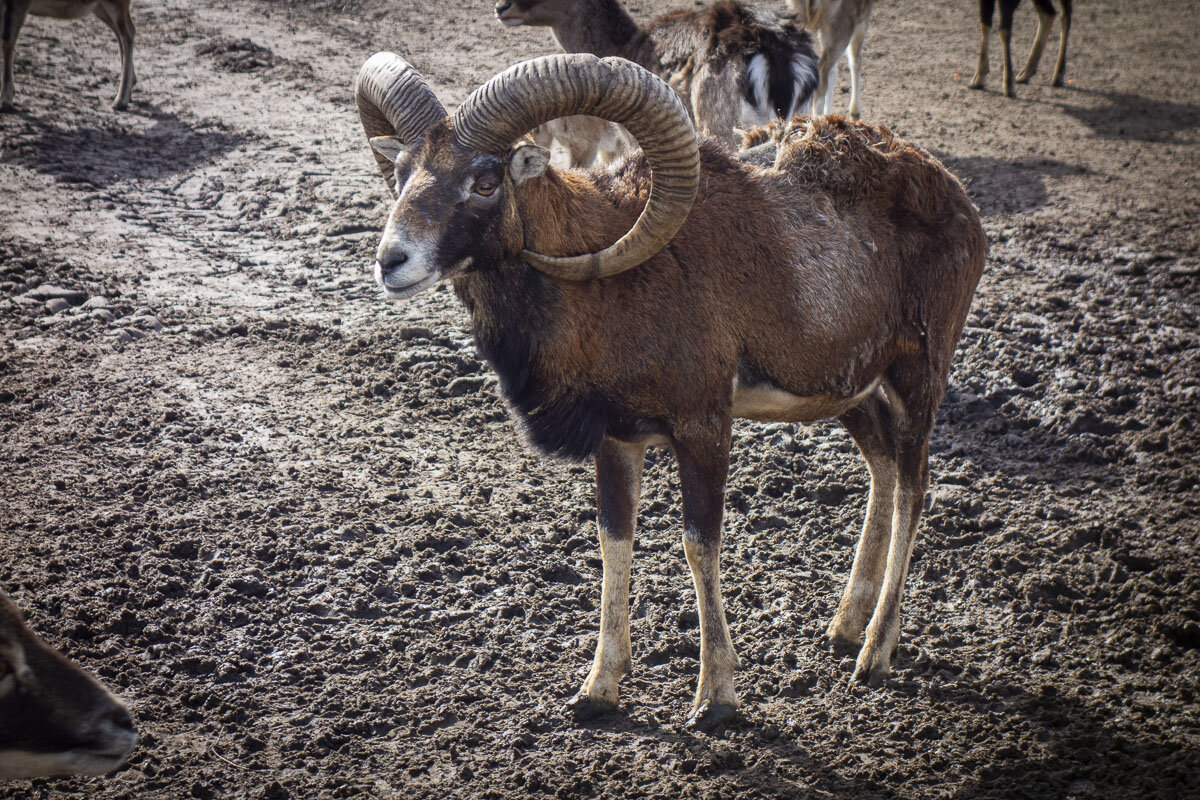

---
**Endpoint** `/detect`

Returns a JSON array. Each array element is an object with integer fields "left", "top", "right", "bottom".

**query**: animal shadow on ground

[
  {"left": 2, "top": 104, "right": 245, "bottom": 186},
  {"left": 937, "top": 154, "right": 1093, "bottom": 215},
  {"left": 1056, "top": 88, "right": 1200, "bottom": 143},
  {"left": 931, "top": 383, "right": 1094, "bottom": 485},
  {"left": 934, "top": 677, "right": 1198, "bottom": 799},
  {"left": 577, "top": 665, "right": 1195, "bottom": 798},
  {"left": 574, "top": 710, "right": 887, "bottom": 798}
]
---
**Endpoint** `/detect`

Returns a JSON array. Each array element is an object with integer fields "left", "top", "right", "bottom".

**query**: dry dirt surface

[{"left": 1, "top": 0, "right": 1198, "bottom": 797}]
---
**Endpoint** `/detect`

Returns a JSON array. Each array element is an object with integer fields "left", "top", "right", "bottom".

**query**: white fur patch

[
  {"left": 740, "top": 54, "right": 773, "bottom": 125},
  {"left": 732, "top": 375, "right": 882, "bottom": 423},
  {"left": 746, "top": 54, "right": 770, "bottom": 113},
  {"left": 374, "top": 228, "right": 439, "bottom": 300},
  {"left": 790, "top": 53, "right": 821, "bottom": 115}
]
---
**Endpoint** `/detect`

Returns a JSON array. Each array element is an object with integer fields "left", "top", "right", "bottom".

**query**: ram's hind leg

[
  {"left": 570, "top": 437, "right": 644, "bottom": 720},
  {"left": 853, "top": 365, "right": 936, "bottom": 685},
  {"left": 828, "top": 389, "right": 897, "bottom": 653}
]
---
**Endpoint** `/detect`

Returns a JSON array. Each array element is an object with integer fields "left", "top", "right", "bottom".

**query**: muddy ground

[{"left": 1, "top": 0, "right": 1198, "bottom": 797}]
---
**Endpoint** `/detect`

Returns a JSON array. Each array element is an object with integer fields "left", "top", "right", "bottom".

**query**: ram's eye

[{"left": 473, "top": 181, "right": 497, "bottom": 197}]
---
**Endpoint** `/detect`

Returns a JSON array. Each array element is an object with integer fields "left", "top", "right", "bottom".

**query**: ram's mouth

[
  {"left": 380, "top": 273, "right": 438, "bottom": 300},
  {"left": 495, "top": 12, "right": 524, "bottom": 25}
]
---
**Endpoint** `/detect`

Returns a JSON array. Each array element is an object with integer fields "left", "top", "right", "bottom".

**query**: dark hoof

[
  {"left": 827, "top": 634, "right": 860, "bottom": 658},
  {"left": 567, "top": 691, "right": 617, "bottom": 722},
  {"left": 688, "top": 701, "right": 737, "bottom": 731},
  {"left": 1052, "top": 78, "right": 1065, "bottom": 87},
  {"left": 968, "top": 82, "right": 985, "bottom": 91},
  {"left": 852, "top": 662, "right": 889, "bottom": 688}
]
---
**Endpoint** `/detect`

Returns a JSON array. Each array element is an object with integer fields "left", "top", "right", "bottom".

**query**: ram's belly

[
  {"left": 30, "top": 0, "right": 98, "bottom": 20},
  {"left": 732, "top": 377, "right": 882, "bottom": 424}
]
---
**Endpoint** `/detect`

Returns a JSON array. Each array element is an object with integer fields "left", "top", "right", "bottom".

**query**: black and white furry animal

[
  {"left": 970, "top": 0, "right": 1073, "bottom": 97},
  {"left": 495, "top": 0, "right": 819, "bottom": 147}
]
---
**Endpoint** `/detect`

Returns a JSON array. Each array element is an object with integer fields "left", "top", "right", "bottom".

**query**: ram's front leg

[
  {"left": 675, "top": 426, "right": 740, "bottom": 730},
  {"left": 569, "top": 437, "right": 644, "bottom": 720}
]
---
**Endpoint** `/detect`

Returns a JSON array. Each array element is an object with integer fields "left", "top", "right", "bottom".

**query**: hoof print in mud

[
  {"left": 688, "top": 702, "right": 737, "bottom": 732},
  {"left": 567, "top": 692, "right": 619, "bottom": 722}
]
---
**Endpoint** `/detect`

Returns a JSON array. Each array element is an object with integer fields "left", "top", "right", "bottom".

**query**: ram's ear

[
  {"left": 508, "top": 142, "right": 551, "bottom": 186},
  {"left": 370, "top": 136, "right": 409, "bottom": 165}
]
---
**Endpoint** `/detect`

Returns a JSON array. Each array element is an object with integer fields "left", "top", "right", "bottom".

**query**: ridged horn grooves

[
  {"left": 354, "top": 52, "right": 446, "bottom": 195},
  {"left": 451, "top": 54, "right": 700, "bottom": 281}
]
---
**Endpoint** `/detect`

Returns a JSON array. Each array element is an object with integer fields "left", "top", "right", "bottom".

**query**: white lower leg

[
  {"left": 823, "top": 61, "right": 839, "bottom": 116},
  {"left": 580, "top": 537, "right": 633, "bottom": 706},
  {"left": 683, "top": 536, "right": 739, "bottom": 712},
  {"left": 829, "top": 460, "right": 896, "bottom": 643},
  {"left": 856, "top": 485, "right": 921, "bottom": 681}
]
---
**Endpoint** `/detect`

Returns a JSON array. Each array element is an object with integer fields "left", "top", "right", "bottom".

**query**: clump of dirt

[{"left": 196, "top": 38, "right": 280, "bottom": 73}]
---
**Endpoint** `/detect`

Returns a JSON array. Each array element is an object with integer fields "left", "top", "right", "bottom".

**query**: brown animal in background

[
  {"left": 531, "top": 115, "right": 635, "bottom": 167},
  {"left": 493, "top": 0, "right": 819, "bottom": 147},
  {"left": 0, "top": 590, "right": 136, "bottom": 779},
  {"left": 353, "top": 51, "right": 986, "bottom": 727},
  {"left": 1, "top": 0, "right": 136, "bottom": 112},
  {"left": 788, "top": 0, "right": 877, "bottom": 120},
  {"left": 970, "top": 0, "right": 1072, "bottom": 97}
]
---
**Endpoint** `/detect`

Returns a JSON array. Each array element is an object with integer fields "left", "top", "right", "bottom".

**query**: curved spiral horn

[
  {"left": 354, "top": 52, "right": 446, "bottom": 195},
  {"left": 451, "top": 54, "right": 699, "bottom": 281}
]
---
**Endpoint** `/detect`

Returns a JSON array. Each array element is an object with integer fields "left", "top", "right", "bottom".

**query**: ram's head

[{"left": 354, "top": 52, "right": 700, "bottom": 295}]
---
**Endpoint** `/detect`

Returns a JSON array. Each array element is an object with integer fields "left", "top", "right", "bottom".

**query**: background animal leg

[
  {"left": 570, "top": 437, "right": 643, "bottom": 720},
  {"left": 970, "top": 0, "right": 995, "bottom": 89},
  {"left": 822, "top": 59, "right": 839, "bottom": 116},
  {"left": 675, "top": 429, "right": 739, "bottom": 729},
  {"left": 999, "top": 28, "right": 1016, "bottom": 96},
  {"left": 998, "top": 0, "right": 1018, "bottom": 96},
  {"left": 846, "top": 22, "right": 869, "bottom": 120},
  {"left": 1, "top": 1, "right": 31, "bottom": 111},
  {"left": 94, "top": 1, "right": 135, "bottom": 109},
  {"left": 1051, "top": 0, "right": 1071, "bottom": 85},
  {"left": 969, "top": 22, "right": 990, "bottom": 89},
  {"left": 1016, "top": 0, "right": 1056, "bottom": 83}
]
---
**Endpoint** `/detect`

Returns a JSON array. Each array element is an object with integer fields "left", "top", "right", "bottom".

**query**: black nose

[
  {"left": 107, "top": 706, "right": 135, "bottom": 732},
  {"left": 378, "top": 251, "right": 409, "bottom": 276},
  {"left": 495, "top": 1, "right": 512, "bottom": 14}
]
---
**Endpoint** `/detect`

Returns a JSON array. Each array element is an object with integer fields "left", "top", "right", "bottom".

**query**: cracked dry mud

[{"left": 1, "top": 0, "right": 1198, "bottom": 798}]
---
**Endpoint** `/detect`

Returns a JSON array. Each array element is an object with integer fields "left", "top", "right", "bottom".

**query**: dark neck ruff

[{"left": 455, "top": 264, "right": 610, "bottom": 461}]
